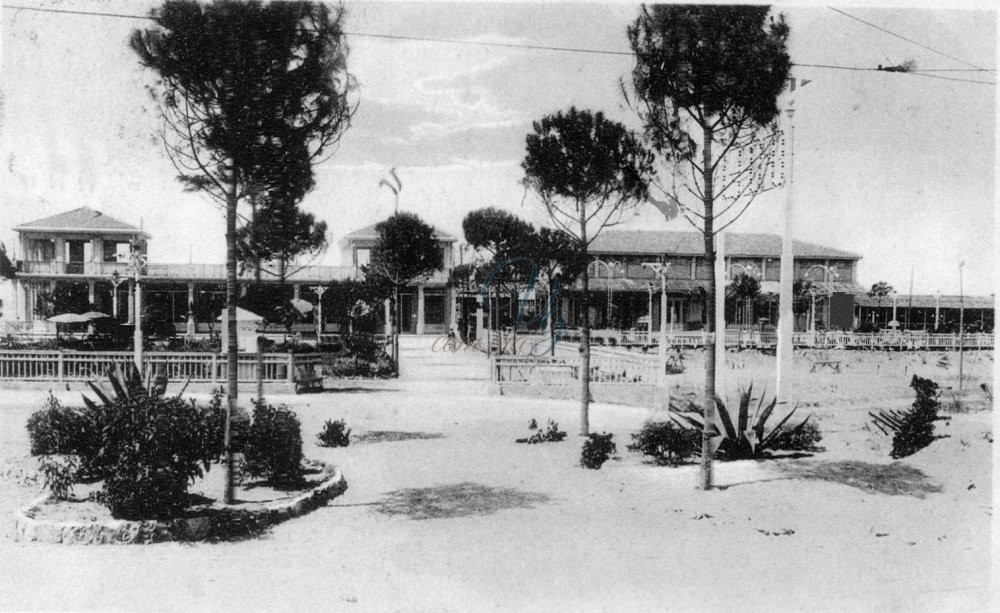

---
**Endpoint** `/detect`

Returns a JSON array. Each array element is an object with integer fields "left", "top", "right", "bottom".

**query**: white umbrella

[
  {"left": 79, "top": 311, "right": 110, "bottom": 320},
  {"left": 48, "top": 313, "right": 90, "bottom": 324},
  {"left": 289, "top": 298, "right": 314, "bottom": 314}
]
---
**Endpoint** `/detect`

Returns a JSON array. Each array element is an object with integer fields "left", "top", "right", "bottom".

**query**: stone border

[{"left": 11, "top": 461, "right": 347, "bottom": 545}]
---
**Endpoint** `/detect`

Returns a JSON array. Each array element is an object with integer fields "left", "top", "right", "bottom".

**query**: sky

[{"left": 0, "top": 0, "right": 995, "bottom": 296}]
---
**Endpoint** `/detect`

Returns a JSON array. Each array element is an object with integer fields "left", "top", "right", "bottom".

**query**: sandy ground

[{"left": 0, "top": 337, "right": 993, "bottom": 612}]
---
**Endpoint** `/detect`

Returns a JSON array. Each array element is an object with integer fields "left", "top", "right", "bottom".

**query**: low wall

[{"left": 12, "top": 461, "right": 347, "bottom": 545}]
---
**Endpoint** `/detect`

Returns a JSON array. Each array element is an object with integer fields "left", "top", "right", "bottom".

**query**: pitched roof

[
  {"left": 589, "top": 230, "right": 862, "bottom": 260},
  {"left": 343, "top": 222, "right": 458, "bottom": 242},
  {"left": 14, "top": 207, "right": 149, "bottom": 236}
]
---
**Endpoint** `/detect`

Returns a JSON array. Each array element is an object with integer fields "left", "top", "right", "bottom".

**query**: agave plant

[{"left": 668, "top": 384, "right": 819, "bottom": 461}]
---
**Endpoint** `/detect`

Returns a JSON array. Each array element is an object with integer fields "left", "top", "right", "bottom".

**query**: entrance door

[{"left": 399, "top": 293, "right": 414, "bottom": 333}]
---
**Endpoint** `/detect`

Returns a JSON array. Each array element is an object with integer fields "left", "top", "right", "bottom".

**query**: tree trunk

[
  {"left": 578, "top": 202, "right": 591, "bottom": 436},
  {"left": 253, "top": 200, "right": 264, "bottom": 404},
  {"left": 221, "top": 13, "right": 237, "bottom": 505},
  {"left": 548, "top": 280, "right": 557, "bottom": 357},
  {"left": 699, "top": 121, "right": 716, "bottom": 491}
]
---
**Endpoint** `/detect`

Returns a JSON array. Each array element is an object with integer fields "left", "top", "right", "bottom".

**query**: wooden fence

[
  {"left": 0, "top": 350, "right": 325, "bottom": 384},
  {"left": 490, "top": 355, "right": 659, "bottom": 386}
]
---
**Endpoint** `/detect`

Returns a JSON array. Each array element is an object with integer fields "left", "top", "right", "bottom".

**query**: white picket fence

[
  {"left": 0, "top": 350, "right": 324, "bottom": 384},
  {"left": 490, "top": 355, "right": 659, "bottom": 386}
]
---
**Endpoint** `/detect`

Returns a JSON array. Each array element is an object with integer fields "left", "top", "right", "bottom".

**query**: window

[{"left": 355, "top": 248, "right": 371, "bottom": 268}]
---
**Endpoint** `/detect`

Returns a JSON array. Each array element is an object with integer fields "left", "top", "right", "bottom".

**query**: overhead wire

[{"left": 3, "top": 2, "right": 995, "bottom": 85}]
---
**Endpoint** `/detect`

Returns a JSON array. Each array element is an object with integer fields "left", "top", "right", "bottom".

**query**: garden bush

[
  {"left": 81, "top": 366, "right": 217, "bottom": 519},
  {"left": 870, "top": 375, "right": 942, "bottom": 459},
  {"left": 767, "top": 418, "right": 825, "bottom": 452},
  {"left": 628, "top": 421, "right": 701, "bottom": 466},
  {"left": 38, "top": 455, "right": 78, "bottom": 501},
  {"left": 516, "top": 419, "right": 567, "bottom": 444},
  {"left": 244, "top": 402, "right": 304, "bottom": 486},
  {"left": 581, "top": 433, "right": 616, "bottom": 469},
  {"left": 204, "top": 387, "right": 251, "bottom": 458},
  {"left": 26, "top": 394, "right": 91, "bottom": 456},
  {"left": 317, "top": 419, "right": 351, "bottom": 448}
]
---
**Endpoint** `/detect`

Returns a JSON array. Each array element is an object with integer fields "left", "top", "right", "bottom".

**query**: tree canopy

[
  {"left": 131, "top": 0, "right": 356, "bottom": 208},
  {"left": 366, "top": 212, "right": 444, "bottom": 291},
  {"left": 523, "top": 107, "right": 653, "bottom": 245}
]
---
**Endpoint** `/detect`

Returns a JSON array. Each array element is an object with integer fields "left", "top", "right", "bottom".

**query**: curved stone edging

[{"left": 11, "top": 462, "right": 348, "bottom": 545}]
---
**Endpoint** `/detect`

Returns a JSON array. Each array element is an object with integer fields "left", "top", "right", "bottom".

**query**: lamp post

[
  {"left": 727, "top": 263, "right": 759, "bottom": 327},
  {"left": 803, "top": 264, "right": 838, "bottom": 332},
  {"left": 128, "top": 241, "right": 147, "bottom": 373},
  {"left": 310, "top": 285, "right": 328, "bottom": 343},
  {"left": 934, "top": 291, "right": 941, "bottom": 331},
  {"left": 642, "top": 261, "right": 671, "bottom": 388},
  {"left": 588, "top": 260, "right": 616, "bottom": 326},
  {"left": 109, "top": 270, "right": 123, "bottom": 320}
]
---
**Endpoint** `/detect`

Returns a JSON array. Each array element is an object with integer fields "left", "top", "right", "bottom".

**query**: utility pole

[
  {"left": 776, "top": 101, "right": 796, "bottom": 407},
  {"left": 958, "top": 261, "right": 965, "bottom": 391}
]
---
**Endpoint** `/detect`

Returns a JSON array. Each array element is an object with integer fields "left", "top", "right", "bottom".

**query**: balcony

[{"left": 17, "top": 260, "right": 363, "bottom": 283}]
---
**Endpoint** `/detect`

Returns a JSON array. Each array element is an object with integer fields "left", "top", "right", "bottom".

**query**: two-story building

[
  {"left": 5, "top": 207, "right": 458, "bottom": 336},
  {"left": 340, "top": 223, "right": 459, "bottom": 336}
]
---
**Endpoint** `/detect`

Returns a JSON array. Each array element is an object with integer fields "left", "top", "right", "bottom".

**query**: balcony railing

[{"left": 18, "top": 260, "right": 362, "bottom": 282}]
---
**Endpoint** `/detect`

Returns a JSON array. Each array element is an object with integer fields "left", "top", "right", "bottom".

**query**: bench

[
  {"left": 294, "top": 364, "right": 323, "bottom": 393},
  {"left": 810, "top": 360, "right": 841, "bottom": 373}
]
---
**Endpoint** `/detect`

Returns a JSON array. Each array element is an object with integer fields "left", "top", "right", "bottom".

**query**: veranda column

[
  {"left": 87, "top": 280, "right": 95, "bottom": 305},
  {"left": 383, "top": 298, "right": 392, "bottom": 336},
  {"left": 293, "top": 284, "right": 301, "bottom": 300},
  {"left": 127, "top": 280, "right": 135, "bottom": 323},
  {"left": 416, "top": 286, "right": 426, "bottom": 335}
]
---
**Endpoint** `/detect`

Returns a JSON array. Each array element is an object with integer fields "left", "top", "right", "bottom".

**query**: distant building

[
  {"left": 6, "top": 207, "right": 457, "bottom": 335},
  {"left": 2, "top": 207, "right": 992, "bottom": 335}
]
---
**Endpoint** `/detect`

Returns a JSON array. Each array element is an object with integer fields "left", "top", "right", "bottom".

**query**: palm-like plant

[{"left": 669, "top": 384, "right": 819, "bottom": 460}]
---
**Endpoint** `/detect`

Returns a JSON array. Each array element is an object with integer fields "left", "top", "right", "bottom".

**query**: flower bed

[{"left": 12, "top": 459, "right": 347, "bottom": 545}]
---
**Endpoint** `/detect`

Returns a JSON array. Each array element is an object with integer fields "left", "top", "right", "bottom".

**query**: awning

[{"left": 581, "top": 277, "right": 708, "bottom": 294}]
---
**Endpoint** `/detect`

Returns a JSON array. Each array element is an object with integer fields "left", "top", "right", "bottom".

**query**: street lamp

[
  {"left": 588, "top": 260, "right": 618, "bottom": 325},
  {"left": 727, "top": 263, "right": 760, "bottom": 327},
  {"left": 642, "top": 261, "right": 671, "bottom": 388},
  {"left": 310, "top": 285, "right": 328, "bottom": 343},
  {"left": 127, "top": 240, "right": 147, "bottom": 372},
  {"left": 803, "top": 264, "right": 839, "bottom": 332},
  {"left": 108, "top": 270, "right": 123, "bottom": 320}
]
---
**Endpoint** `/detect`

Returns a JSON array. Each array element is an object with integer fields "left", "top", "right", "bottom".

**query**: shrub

[
  {"left": 26, "top": 394, "right": 104, "bottom": 476},
  {"left": 244, "top": 403, "right": 304, "bottom": 486},
  {"left": 870, "top": 375, "right": 942, "bottom": 459},
  {"left": 318, "top": 419, "right": 351, "bottom": 448},
  {"left": 767, "top": 419, "right": 825, "bottom": 453},
  {"left": 82, "top": 365, "right": 216, "bottom": 519},
  {"left": 628, "top": 421, "right": 702, "bottom": 466},
  {"left": 516, "top": 419, "right": 567, "bottom": 444},
  {"left": 26, "top": 394, "right": 96, "bottom": 456},
  {"left": 38, "top": 454, "right": 79, "bottom": 500},
  {"left": 581, "top": 433, "right": 616, "bottom": 469},
  {"left": 204, "top": 387, "right": 250, "bottom": 459},
  {"left": 669, "top": 384, "right": 821, "bottom": 461}
]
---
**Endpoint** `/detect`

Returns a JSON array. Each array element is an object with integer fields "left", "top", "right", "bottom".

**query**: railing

[
  {"left": 18, "top": 260, "right": 362, "bottom": 282},
  {"left": 490, "top": 354, "right": 658, "bottom": 386},
  {"left": 615, "top": 329, "right": 992, "bottom": 350},
  {"left": 0, "top": 350, "right": 324, "bottom": 384}
]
